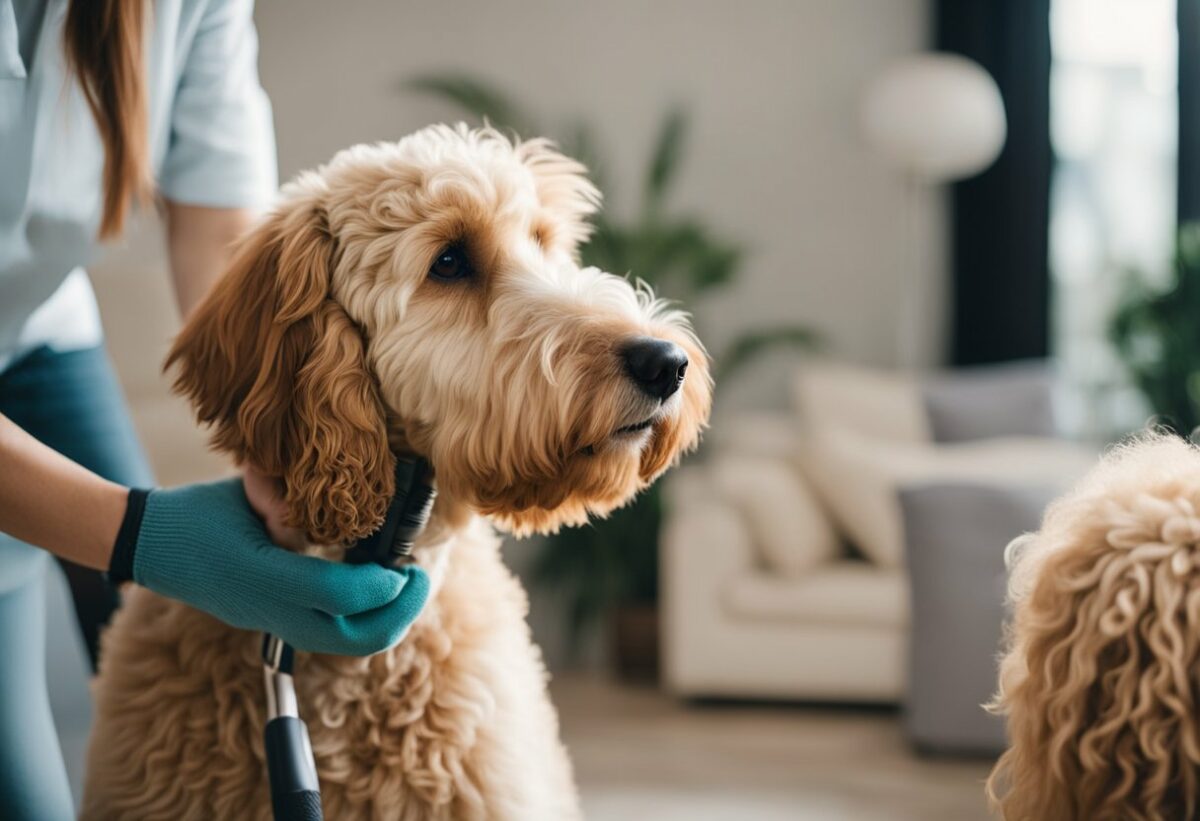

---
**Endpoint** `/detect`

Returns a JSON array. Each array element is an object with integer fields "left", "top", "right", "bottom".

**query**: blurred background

[{"left": 41, "top": 0, "right": 1200, "bottom": 818}]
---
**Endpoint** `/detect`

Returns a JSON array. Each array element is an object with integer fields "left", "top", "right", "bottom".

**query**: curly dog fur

[
  {"left": 988, "top": 434, "right": 1200, "bottom": 821},
  {"left": 83, "top": 125, "right": 711, "bottom": 819}
]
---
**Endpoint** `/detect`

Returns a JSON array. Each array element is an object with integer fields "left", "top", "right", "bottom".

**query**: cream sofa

[
  {"left": 661, "top": 360, "right": 1095, "bottom": 706},
  {"left": 661, "top": 417, "right": 908, "bottom": 702}
]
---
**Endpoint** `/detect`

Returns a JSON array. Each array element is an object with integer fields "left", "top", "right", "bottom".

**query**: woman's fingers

[{"left": 242, "top": 466, "right": 306, "bottom": 550}]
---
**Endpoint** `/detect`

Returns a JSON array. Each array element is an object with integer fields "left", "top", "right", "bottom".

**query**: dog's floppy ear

[
  {"left": 167, "top": 193, "right": 395, "bottom": 545},
  {"left": 517, "top": 137, "right": 601, "bottom": 256}
]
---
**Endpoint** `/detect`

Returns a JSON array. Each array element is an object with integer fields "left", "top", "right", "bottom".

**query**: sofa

[
  {"left": 661, "top": 359, "right": 1096, "bottom": 746},
  {"left": 661, "top": 416, "right": 908, "bottom": 702}
]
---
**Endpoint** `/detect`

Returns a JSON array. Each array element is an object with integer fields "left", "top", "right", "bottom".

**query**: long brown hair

[{"left": 63, "top": 0, "right": 150, "bottom": 239}]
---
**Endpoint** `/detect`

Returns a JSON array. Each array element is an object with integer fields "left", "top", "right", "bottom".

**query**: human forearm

[
  {"left": 0, "top": 207, "right": 255, "bottom": 572},
  {"left": 165, "top": 201, "right": 258, "bottom": 317},
  {"left": 0, "top": 412, "right": 429, "bottom": 653},
  {"left": 0, "top": 414, "right": 128, "bottom": 570}
]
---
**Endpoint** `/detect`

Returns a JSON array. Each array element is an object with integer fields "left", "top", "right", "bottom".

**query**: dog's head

[
  {"left": 169, "top": 124, "right": 711, "bottom": 543},
  {"left": 988, "top": 433, "right": 1200, "bottom": 820}
]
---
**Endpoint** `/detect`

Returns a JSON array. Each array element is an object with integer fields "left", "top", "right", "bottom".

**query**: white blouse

[{"left": 0, "top": 0, "right": 277, "bottom": 368}]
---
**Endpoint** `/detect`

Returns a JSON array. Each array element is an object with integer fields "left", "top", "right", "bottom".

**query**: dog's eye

[{"left": 430, "top": 246, "right": 471, "bottom": 281}]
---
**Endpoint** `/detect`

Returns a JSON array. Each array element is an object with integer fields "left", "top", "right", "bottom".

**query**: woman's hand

[
  {"left": 112, "top": 478, "right": 429, "bottom": 656},
  {"left": 2, "top": 408, "right": 429, "bottom": 656},
  {"left": 242, "top": 464, "right": 306, "bottom": 551}
]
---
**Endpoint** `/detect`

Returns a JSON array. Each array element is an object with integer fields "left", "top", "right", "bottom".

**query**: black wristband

[{"left": 108, "top": 488, "right": 151, "bottom": 585}]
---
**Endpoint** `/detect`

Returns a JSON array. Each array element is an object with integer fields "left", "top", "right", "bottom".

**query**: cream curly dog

[
  {"left": 989, "top": 434, "right": 1200, "bottom": 821},
  {"left": 83, "top": 124, "right": 711, "bottom": 819}
]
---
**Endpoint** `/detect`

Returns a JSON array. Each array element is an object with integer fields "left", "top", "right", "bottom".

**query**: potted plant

[
  {"left": 1111, "top": 223, "right": 1200, "bottom": 436},
  {"left": 410, "top": 76, "right": 815, "bottom": 677}
]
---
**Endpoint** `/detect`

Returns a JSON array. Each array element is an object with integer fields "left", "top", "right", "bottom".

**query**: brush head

[{"left": 344, "top": 457, "right": 436, "bottom": 567}]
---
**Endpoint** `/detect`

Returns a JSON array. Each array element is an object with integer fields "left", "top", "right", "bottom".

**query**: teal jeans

[{"left": 0, "top": 345, "right": 153, "bottom": 821}]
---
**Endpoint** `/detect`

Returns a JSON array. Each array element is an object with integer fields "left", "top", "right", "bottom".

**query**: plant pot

[{"left": 609, "top": 603, "right": 659, "bottom": 682}]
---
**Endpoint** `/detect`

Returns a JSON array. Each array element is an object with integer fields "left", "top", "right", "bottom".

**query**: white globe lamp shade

[{"left": 861, "top": 53, "right": 1006, "bottom": 182}]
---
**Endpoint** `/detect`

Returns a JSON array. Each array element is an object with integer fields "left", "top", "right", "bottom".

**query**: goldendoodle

[
  {"left": 83, "top": 124, "right": 711, "bottom": 819},
  {"left": 989, "top": 433, "right": 1200, "bottom": 821}
]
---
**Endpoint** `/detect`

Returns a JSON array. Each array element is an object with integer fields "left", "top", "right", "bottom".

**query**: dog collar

[{"left": 343, "top": 457, "right": 436, "bottom": 567}]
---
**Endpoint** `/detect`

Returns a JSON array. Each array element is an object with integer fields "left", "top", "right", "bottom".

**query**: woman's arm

[
  {"left": 0, "top": 164, "right": 269, "bottom": 581},
  {"left": 0, "top": 204, "right": 266, "bottom": 569},
  {"left": 0, "top": 414, "right": 127, "bottom": 570},
  {"left": 0, "top": 410, "right": 430, "bottom": 654},
  {"left": 164, "top": 201, "right": 256, "bottom": 316}
]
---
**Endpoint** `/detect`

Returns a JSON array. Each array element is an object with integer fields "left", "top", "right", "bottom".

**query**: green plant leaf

[
  {"left": 406, "top": 74, "right": 536, "bottom": 136},
  {"left": 1110, "top": 222, "right": 1200, "bottom": 435},
  {"left": 579, "top": 220, "right": 632, "bottom": 277},
  {"left": 561, "top": 122, "right": 606, "bottom": 193},
  {"left": 716, "top": 326, "right": 819, "bottom": 383},
  {"left": 686, "top": 241, "right": 741, "bottom": 295},
  {"left": 644, "top": 108, "right": 687, "bottom": 216}
]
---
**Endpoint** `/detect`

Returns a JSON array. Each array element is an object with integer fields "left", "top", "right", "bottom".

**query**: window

[{"left": 1050, "top": 0, "right": 1177, "bottom": 438}]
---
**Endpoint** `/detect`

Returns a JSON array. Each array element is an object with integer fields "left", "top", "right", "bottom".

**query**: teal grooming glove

[{"left": 109, "top": 478, "right": 430, "bottom": 656}]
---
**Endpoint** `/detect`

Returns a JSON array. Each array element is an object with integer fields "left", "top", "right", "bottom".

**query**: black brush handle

[
  {"left": 264, "top": 716, "right": 323, "bottom": 821},
  {"left": 273, "top": 790, "right": 322, "bottom": 821}
]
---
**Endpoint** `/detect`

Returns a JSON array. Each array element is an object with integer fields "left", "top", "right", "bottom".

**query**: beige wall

[
  {"left": 94, "top": 1, "right": 938, "bottom": 477},
  {"left": 256, "top": 0, "right": 941, "bottom": 402},
  {"left": 88, "top": 0, "right": 936, "bottom": 664}
]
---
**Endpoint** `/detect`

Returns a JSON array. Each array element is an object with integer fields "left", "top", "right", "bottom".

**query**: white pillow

[
  {"left": 792, "top": 359, "right": 931, "bottom": 443},
  {"left": 798, "top": 429, "right": 1097, "bottom": 568},
  {"left": 711, "top": 412, "right": 802, "bottom": 461},
  {"left": 711, "top": 455, "right": 840, "bottom": 576}
]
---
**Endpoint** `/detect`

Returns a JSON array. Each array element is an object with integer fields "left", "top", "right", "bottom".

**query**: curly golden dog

[
  {"left": 988, "top": 434, "right": 1200, "bottom": 821},
  {"left": 83, "top": 124, "right": 711, "bottom": 819}
]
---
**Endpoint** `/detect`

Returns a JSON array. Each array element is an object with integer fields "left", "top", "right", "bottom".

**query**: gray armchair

[{"left": 900, "top": 482, "right": 1059, "bottom": 755}]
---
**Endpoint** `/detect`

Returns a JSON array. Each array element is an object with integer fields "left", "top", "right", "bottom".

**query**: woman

[{"left": 0, "top": 2, "right": 429, "bottom": 817}]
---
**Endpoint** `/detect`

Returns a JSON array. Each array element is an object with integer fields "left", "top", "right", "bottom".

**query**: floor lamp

[{"left": 861, "top": 53, "right": 1007, "bottom": 369}]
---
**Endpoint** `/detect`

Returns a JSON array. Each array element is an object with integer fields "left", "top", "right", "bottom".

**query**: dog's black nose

[{"left": 622, "top": 337, "right": 688, "bottom": 400}]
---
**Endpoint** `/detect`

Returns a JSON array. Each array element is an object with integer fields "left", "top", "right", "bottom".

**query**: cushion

[
  {"left": 901, "top": 482, "right": 1058, "bottom": 753},
  {"left": 791, "top": 359, "right": 931, "bottom": 443},
  {"left": 711, "top": 412, "right": 802, "bottom": 461},
  {"left": 711, "top": 455, "right": 839, "bottom": 576},
  {"left": 723, "top": 563, "right": 907, "bottom": 628},
  {"left": 921, "top": 359, "right": 1056, "bottom": 442},
  {"left": 798, "top": 429, "right": 1096, "bottom": 567}
]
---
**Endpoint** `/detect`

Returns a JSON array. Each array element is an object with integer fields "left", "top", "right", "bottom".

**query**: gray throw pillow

[
  {"left": 921, "top": 360, "right": 1055, "bottom": 442},
  {"left": 900, "top": 481, "right": 1058, "bottom": 755}
]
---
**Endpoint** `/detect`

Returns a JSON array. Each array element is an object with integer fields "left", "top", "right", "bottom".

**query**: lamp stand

[{"left": 898, "top": 173, "right": 926, "bottom": 371}]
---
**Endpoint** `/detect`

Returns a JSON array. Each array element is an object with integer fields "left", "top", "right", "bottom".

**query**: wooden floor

[{"left": 550, "top": 674, "right": 994, "bottom": 821}]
